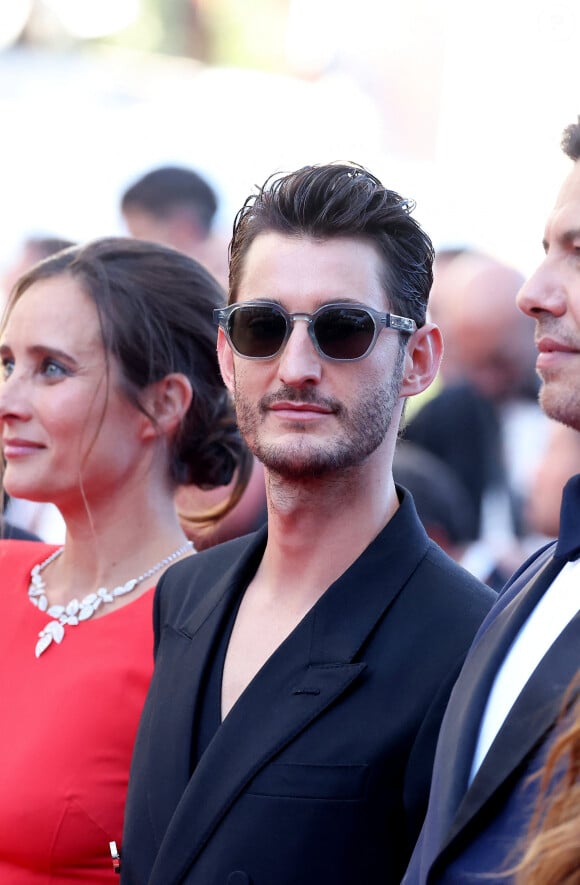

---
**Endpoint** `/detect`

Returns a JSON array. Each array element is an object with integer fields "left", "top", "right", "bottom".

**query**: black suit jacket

[
  {"left": 403, "top": 541, "right": 580, "bottom": 884},
  {"left": 121, "top": 489, "right": 495, "bottom": 885}
]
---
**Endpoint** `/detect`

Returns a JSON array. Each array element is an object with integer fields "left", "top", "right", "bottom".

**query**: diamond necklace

[{"left": 28, "top": 541, "right": 194, "bottom": 658}]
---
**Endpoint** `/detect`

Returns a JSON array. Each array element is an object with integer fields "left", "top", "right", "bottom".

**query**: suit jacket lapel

[
  {"left": 426, "top": 550, "right": 558, "bottom": 851},
  {"left": 447, "top": 609, "right": 580, "bottom": 840},
  {"left": 144, "top": 533, "right": 266, "bottom": 846},
  {"left": 149, "top": 634, "right": 366, "bottom": 883},
  {"left": 148, "top": 492, "right": 431, "bottom": 884},
  {"left": 435, "top": 551, "right": 569, "bottom": 857}
]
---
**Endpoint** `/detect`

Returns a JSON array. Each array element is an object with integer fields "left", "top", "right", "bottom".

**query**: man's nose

[
  {"left": 277, "top": 319, "right": 323, "bottom": 387},
  {"left": 517, "top": 260, "right": 567, "bottom": 318}
]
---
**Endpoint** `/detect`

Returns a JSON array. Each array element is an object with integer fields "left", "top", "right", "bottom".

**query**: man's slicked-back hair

[
  {"left": 561, "top": 117, "right": 580, "bottom": 162},
  {"left": 228, "top": 163, "right": 434, "bottom": 326}
]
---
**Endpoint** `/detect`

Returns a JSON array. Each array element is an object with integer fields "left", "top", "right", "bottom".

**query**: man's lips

[
  {"left": 536, "top": 337, "right": 578, "bottom": 354},
  {"left": 535, "top": 337, "right": 579, "bottom": 371},
  {"left": 269, "top": 401, "right": 333, "bottom": 413},
  {"left": 268, "top": 401, "right": 335, "bottom": 419}
]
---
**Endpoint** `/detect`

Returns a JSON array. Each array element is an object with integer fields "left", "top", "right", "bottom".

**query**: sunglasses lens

[
  {"left": 228, "top": 305, "right": 288, "bottom": 358},
  {"left": 314, "top": 307, "right": 375, "bottom": 359}
]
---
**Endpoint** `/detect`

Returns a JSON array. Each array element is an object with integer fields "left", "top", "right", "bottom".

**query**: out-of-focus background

[{"left": 1, "top": 0, "right": 578, "bottom": 282}]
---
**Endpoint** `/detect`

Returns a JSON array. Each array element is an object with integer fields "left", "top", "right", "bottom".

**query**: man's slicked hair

[
  {"left": 228, "top": 163, "right": 434, "bottom": 326},
  {"left": 561, "top": 117, "right": 580, "bottom": 162}
]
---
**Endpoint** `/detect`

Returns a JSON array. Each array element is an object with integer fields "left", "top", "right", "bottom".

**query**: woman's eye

[
  {"left": 42, "top": 359, "right": 68, "bottom": 379},
  {"left": 1, "top": 358, "right": 14, "bottom": 380}
]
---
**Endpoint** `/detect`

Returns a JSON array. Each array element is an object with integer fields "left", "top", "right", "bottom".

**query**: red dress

[{"left": 0, "top": 541, "right": 155, "bottom": 882}]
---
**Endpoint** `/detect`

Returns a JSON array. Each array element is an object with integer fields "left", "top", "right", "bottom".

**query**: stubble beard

[
  {"left": 539, "top": 381, "right": 580, "bottom": 432},
  {"left": 535, "top": 320, "right": 580, "bottom": 431},
  {"left": 233, "top": 348, "right": 406, "bottom": 480}
]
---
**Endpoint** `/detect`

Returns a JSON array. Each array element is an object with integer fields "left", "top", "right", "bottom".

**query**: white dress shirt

[{"left": 469, "top": 557, "right": 580, "bottom": 783}]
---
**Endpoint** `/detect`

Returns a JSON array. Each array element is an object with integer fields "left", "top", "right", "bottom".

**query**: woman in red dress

[{"left": 0, "top": 238, "right": 250, "bottom": 882}]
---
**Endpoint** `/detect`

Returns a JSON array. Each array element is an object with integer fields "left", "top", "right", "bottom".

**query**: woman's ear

[
  {"left": 140, "top": 373, "right": 193, "bottom": 441},
  {"left": 217, "top": 327, "right": 235, "bottom": 394},
  {"left": 400, "top": 323, "right": 444, "bottom": 398}
]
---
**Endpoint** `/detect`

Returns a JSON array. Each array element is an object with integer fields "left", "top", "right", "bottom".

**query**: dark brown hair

[
  {"left": 121, "top": 166, "right": 218, "bottom": 235},
  {"left": 7, "top": 237, "right": 252, "bottom": 521},
  {"left": 228, "top": 162, "right": 434, "bottom": 327},
  {"left": 561, "top": 117, "right": 580, "bottom": 162}
]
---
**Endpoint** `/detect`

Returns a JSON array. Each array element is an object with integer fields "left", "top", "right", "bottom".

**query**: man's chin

[
  {"left": 255, "top": 441, "right": 348, "bottom": 480},
  {"left": 540, "top": 385, "right": 580, "bottom": 431}
]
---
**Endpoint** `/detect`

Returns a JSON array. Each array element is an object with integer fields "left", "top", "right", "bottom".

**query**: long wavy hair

[{"left": 513, "top": 675, "right": 580, "bottom": 884}]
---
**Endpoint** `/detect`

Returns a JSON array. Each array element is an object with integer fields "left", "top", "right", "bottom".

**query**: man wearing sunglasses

[{"left": 122, "top": 163, "right": 495, "bottom": 885}]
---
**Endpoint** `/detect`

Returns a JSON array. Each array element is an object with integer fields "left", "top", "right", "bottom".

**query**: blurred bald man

[
  {"left": 406, "top": 251, "right": 551, "bottom": 585},
  {"left": 429, "top": 251, "right": 537, "bottom": 402}
]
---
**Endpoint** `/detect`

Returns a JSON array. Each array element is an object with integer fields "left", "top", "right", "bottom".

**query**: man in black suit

[
  {"left": 120, "top": 163, "right": 495, "bottom": 884},
  {"left": 403, "top": 117, "right": 580, "bottom": 884}
]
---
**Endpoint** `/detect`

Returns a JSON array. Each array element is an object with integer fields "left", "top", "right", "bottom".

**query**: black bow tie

[{"left": 554, "top": 473, "right": 580, "bottom": 562}]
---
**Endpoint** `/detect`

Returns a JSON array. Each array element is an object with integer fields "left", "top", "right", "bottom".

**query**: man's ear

[
  {"left": 140, "top": 373, "right": 193, "bottom": 441},
  {"left": 400, "top": 323, "right": 443, "bottom": 398},
  {"left": 217, "top": 327, "right": 235, "bottom": 394}
]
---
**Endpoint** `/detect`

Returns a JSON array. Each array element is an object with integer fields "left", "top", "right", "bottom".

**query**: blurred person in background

[
  {"left": 393, "top": 439, "right": 479, "bottom": 562},
  {"left": 429, "top": 250, "right": 537, "bottom": 402},
  {"left": 1, "top": 235, "right": 75, "bottom": 306},
  {"left": 121, "top": 164, "right": 267, "bottom": 548},
  {"left": 121, "top": 165, "right": 229, "bottom": 287},
  {"left": 2, "top": 235, "right": 76, "bottom": 543},
  {"left": 403, "top": 115, "right": 580, "bottom": 885},
  {"left": 405, "top": 250, "right": 549, "bottom": 586},
  {"left": 0, "top": 237, "right": 250, "bottom": 882},
  {"left": 433, "top": 250, "right": 547, "bottom": 499},
  {"left": 403, "top": 381, "right": 511, "bottom": 587},
  {"left": 525, "top": 420, "right": 580, "bottom": 542},
  {"left": 0, "top": 515, "right": 40, "bottom": 541}
]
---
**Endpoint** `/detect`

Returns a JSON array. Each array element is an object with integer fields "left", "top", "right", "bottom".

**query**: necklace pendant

[
  {"left": 35, "top": 621, "right": 65, "bottom": 658},
  {"left": 35, "top": 634, "right": 53, "bottom": 658}
]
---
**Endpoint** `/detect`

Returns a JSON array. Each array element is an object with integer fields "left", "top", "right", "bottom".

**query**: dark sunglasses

[{"left": 214, "top": 301, "right": 417, "bottom": 362}]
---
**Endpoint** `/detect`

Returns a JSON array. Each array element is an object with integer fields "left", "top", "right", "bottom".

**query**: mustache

[
  {"left": 260, "top": 386, "right": 342, "bottom": 413},
  {"left": 535, "top": 321, "right": 580, "bottom": 350}
]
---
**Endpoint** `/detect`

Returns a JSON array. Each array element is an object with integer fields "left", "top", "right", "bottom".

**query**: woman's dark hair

[
  {"left": 8, "top": 237, "right": 252, "bottom": 523},
  {"left": 228, "top": 163, "right": 434, "bottom": 327}
]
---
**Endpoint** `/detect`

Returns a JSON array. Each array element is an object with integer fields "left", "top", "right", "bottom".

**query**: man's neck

[
  {"left": 258, "top": 465, "right": 400, "bottom": 606},
  {"left": 220, "top": 462, "right": 400, "bottom": 720}
]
